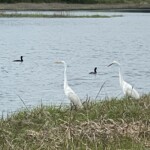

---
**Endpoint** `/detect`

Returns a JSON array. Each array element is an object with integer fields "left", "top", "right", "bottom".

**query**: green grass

[
  {"left": 0, "top": 95, "right": 150, "bottom": 149},
  {"left": 0, "top": 13, "right": 123, "bottom": 18}
]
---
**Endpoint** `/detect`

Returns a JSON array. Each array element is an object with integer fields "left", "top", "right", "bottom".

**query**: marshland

[{"left": 0, "top": 1, "right": 150, "bottom": 149}]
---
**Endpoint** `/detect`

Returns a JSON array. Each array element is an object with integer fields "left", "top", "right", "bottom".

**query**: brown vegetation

[
  {"left": 0, "top": 95, "right": 149, "bottom": 149},
  {"left": 0, "top": 3, "right": 150, "bottom": 11}
]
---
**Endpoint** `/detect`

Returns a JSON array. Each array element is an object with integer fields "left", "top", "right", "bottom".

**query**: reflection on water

[{"left": 0, "top": 11, "right": 150, "bottom": 116}]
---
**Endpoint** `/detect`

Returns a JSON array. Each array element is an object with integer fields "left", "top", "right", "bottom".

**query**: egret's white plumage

[
  {"left": 55, "top": 61, "right": 83, "bottom": 108},
  {"left": 108, "top": 60, "right": 140, "bottom": 99}
]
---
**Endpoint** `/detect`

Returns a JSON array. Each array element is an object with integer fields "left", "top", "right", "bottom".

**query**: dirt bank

[{"left": 0, "top": 3, "right": 150, "bottom": 11}]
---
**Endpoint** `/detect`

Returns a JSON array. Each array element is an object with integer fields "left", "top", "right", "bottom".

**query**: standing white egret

[
  {"left": 55, "top": 61, "right": 83, "bottom": 108},
  {"left": 108, "top": 60, "right": 140, "bottom": 99}
]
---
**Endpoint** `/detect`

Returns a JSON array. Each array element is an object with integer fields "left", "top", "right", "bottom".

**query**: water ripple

[{"left": 0, "top": 12, "right": 150, "bottom": 116}]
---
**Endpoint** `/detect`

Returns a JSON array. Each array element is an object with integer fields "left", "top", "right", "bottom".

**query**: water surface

[{"left": 0, "top": 11, "right": 150, "bottom": 116}]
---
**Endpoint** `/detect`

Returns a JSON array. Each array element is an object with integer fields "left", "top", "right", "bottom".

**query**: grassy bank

[
  {"left": 0, "top": 95, "right": 149, "bottom": 149},
  {"left": 0, "top": 3, "right": 150, "bottom": 11},
  {"left": 0, "top": 0, "right": 150, "bottom": 4}
]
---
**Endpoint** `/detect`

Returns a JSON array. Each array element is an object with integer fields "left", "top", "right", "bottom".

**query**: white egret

[
  {"left": 55, "top": 61, "right": 83, "bottom": 108},
  {"left": 13, "top": 56, "right": 23, "bottom": 62},
  {"left": 89, "top": 67, "right": 97, "bottom": 74},
  {"left": 108, "top": 60, "right": 140, "bottom": 99}
]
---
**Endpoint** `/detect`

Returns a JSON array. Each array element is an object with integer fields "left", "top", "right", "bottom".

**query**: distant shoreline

[{"left": 0, "top": 3, "right": 150, "bottom": 12}]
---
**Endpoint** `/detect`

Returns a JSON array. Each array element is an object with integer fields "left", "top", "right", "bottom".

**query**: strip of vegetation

[
  {"left": 0, "top": 13, "right": 122, "bottom": 18},
  {"left": 0, "top": 0, "right": 149, "bottom": 4},
  {"left": 0, "top": 95, "right": 149, "bottom": 149}
]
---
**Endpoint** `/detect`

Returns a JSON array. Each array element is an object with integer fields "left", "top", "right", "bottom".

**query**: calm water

[{"left": 0, "top": 11, "right": 150, "bottom": 116}]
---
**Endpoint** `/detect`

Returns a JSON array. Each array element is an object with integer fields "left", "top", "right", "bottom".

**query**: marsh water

[{"left": 0, "top": 11, "right": 150, "bottom": 116}]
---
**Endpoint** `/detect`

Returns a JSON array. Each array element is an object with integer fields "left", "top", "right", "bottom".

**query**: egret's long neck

[
  {"left": 63, "top": 62, "right": 68, "bottom": 87},
  {"left": 113, "top": 62, "right": 123, "bottom": 86},
  {"left": 118, "top": 66, "right": 123, "bottom": 86}
]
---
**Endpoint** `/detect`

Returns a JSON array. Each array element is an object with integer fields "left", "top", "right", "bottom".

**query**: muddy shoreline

[{"left": 0, "top": 3, "right": 150, "bottom": 12}]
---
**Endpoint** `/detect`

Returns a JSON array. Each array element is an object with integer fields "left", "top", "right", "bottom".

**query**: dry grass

[
  {"left": 0, "top": 95, "right": 149, "bottom": 149},
  {"left": 0, "top": 3, "right": 150, "bottom": 11}
]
